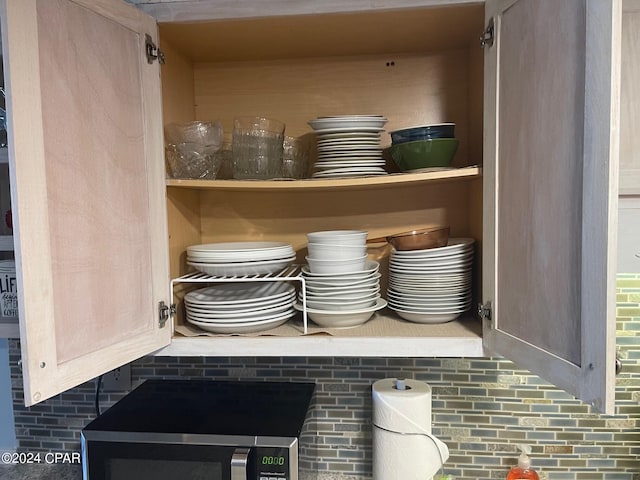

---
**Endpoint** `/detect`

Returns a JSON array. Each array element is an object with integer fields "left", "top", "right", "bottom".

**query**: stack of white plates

[
  {"left": 186, "top": 241, "right": 295, "bottom": 276},
  {"left": 387, "top": 238, "right": 475, "bottom": 324},
  {"left": 185, "top": 282, "right": 296, "bottom": 334},
  {"left": 308, "top": 115, "right": 388, "bottom": 178},
  {"left": 294, "top": 260, "right": 387, "bottom": 328}
]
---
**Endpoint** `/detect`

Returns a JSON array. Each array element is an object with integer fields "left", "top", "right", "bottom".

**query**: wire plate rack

[{"left": 170, "top": 265, "right": 308, "bottom": 333}]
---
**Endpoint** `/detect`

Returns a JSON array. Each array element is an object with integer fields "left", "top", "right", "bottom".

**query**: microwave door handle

[{"left": 231, "top": 448, "right": 251, "bottom": 480}]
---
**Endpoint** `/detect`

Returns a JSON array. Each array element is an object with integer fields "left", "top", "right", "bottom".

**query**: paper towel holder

[{"left": 393, "top": 378, "right": 412, "bottom": 390}]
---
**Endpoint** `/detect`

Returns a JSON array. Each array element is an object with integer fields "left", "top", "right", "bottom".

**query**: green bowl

[{"left": 389, "top": 138, "right": 459, "bottom": 172}]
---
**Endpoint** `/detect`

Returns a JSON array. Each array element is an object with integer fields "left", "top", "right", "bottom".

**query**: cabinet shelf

[
  {"left": 157, "top": 312, "right": 484, "bottom": 357},
  {"left": 166, "top": 167, "right": 482, "bottom": 192}
]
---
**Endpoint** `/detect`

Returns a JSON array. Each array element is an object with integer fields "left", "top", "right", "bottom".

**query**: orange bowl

[{"left": 386, "top": 226, "right": 450, "bottom": 251}]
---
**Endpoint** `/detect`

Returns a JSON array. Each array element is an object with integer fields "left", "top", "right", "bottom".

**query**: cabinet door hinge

[
  {"left": 477, "top": 301, "right": 492, "bottom": 327},
  {"left": 158, "top": 301, "right": 175, "bottom": 328},
  {"left": 145, "top": 34, "right": 165, "bottom": 64},
  {"left": 480, "top": 18, "right": 495, "bottom": 48}
]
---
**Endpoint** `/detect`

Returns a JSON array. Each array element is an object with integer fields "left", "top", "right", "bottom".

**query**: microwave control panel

[{"left": 255, "top": 447, "right": 290, "bottom": 480}]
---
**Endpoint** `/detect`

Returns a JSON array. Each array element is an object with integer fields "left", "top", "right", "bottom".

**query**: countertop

[
  {"left": 0, "top": 464, "right": 82, "bottom": 480},
  {"left": 0, "top": 465, "right": 361, "bottom": 480}
]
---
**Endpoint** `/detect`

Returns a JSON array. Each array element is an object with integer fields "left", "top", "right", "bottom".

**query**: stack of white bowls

[
  {"left": 186, "top": 241, "right": 295, "bottom": 276},
  {"left": 294, "top": 230, "right": 387, "bottom": 328},
  {"left": 387, "top": 238, "right": 475, "bottom": 324}
]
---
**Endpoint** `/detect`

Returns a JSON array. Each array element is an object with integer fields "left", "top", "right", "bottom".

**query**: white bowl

[
  {"left": 307, "top": 242, "right": 367, "bottom": 259},
  {"left": 303, "top": 289, "right": 379, "bottom": 301},
  {"left": 305, "top": 255, "right": 368, "bottom": 274},
  {"left": 386, "top": 288, "right": 469, "bottom": 301},
  {"left": 294, "top": 298, "right": 387, "bottom": 328},
  {"left": 306, "top": 230, "right": 368, "bottom": 246},
  {"left": 303, "top": 259, "right": 379, "bottom": 278},
  {"left": 306, "top": 295, "right": 378, "bottom": 311},
  {"left": 387, "top": 299, "right": 472, "bottom": 313},
  {"left": 391, "top": 309, "right": 463, "bottom": 324},
  {"left": 304, "top": 286, "right": 380, "bottom": 298},
  {"left": 305, "top": 273, "right": 381, "bottom": 291}
]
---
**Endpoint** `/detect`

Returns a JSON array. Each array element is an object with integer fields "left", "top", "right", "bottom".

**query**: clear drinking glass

[
  {"left": 282, "top": 136, "right": 310, "bottom": 179},
  {"left": 232, "top": 116, "right": 285, "bottom": 179}
]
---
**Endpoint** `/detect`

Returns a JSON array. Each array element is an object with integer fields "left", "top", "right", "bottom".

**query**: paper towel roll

[
  {"left": 372, "top": 378, "right": 448, "bottom": 480},
  {"left": 372, "top": 378, "right": 432, "bottom": 434}
]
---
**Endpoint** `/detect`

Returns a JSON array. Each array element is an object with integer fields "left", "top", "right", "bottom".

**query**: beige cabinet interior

[{"left": 158, "top": 4, "right": 486, "bottom": 342}]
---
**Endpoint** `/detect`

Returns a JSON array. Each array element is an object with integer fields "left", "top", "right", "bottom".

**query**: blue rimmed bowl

[{"left": 390, "top": 123, "right": 455, "bottom": 144}]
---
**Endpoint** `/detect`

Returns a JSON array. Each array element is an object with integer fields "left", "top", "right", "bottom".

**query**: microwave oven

[{"left": 81, "top": 379, "right": 317, "bottom": 480}]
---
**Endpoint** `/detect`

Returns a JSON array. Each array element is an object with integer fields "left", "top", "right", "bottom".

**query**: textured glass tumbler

[
  {"left": 282, "top": 136, "right": 310, "bottom": 179},
  {"left": 232, "top": 116, "right": 285, "bottom": 179}
]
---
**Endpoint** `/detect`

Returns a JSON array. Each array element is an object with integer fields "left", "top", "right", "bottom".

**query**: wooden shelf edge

[
  {"left": 156, "top": 334, "right": 485, "bottom": 357},
  {"left": 154, "top": 315, "right": 486, "bottom": 358},
  {"left": 166, "top": 167, "right": 482, "bottom": 191}
]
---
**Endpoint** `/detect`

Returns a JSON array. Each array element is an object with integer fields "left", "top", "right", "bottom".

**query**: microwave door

[{"left": 81, "top": 436, "right": 245, "bottom": 480}]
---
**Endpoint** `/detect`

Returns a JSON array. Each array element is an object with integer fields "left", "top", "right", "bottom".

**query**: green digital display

[{"left": 261, "top": 456, "right": 286, "bottom": 466}]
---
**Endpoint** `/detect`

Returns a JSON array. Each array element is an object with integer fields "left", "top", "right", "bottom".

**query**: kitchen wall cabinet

[{"left": 0, "top": 0, "right": 623, "bottom": 414}]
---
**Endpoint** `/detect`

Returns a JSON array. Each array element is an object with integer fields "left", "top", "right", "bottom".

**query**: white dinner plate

[
  {"left": 387, "top": 297, "right": 472, "bottom": 310},
  {"left": 185, "top": 282, "right": 295, "bottom": 305},
  {"left": 185, "top": 290, "right": 295, "bottom": 310},
  {"left": 312, "top": 169, "right": 387, "bottom": 178},
  {"left": 188, "top": 255, "right": 295, "bottom": 276},
  {"left": 390, "top": 238, "right": 475, "bottom": 258},
  {"left": 314, "top": 163, "right": 387, "bottom": 170},
  {"left": 390, "top": 269, "right": 471, "bottom": 279},
  {"left": 388, "top": 285, "right": 472, "bottom": 296},
  {"left": 388, "top": 297, "right": 472, "bottom": 312},
  {"left": 313, "top": 126, "right": 385, "bottom": 134},
  {"left": 389, "top": 265, "right": 473, "bottom": 276},
  {"left": 318, "top": 148, "right": 382, "bottom": 159},
  {"left": 390, "top": 252, "right": 474, "bottom": 267},
  {"left": 185, "top": 298, "right": 295, "bottom": 320},
  {"left": 386, "top": 288, "right": 470, "bottom": 300},
  {"left": 186, "top": 303, "right": 295, "bottom": 322},
  {"left": 309, "top": 117, "right": 387, "bottom": 130},
  {"left": 315, "top": 159, "right": 385, "bottom": 166},
  {"left": 186, "top": 311, "right": 295, "bottom": 334},
  {"left": 318, "top": 141, "right": 382, "bottom": 148},
  {"left": 187, "top": 241, "right": 294, "bottom": 262}
]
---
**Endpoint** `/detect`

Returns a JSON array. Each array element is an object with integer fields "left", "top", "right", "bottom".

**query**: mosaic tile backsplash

[{"left": 7, "top": 275, "right": 640, "bottom": 479}]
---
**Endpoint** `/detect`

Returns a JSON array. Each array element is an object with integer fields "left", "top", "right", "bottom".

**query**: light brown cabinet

[{"left": 0, "top": 0, "right": 625, "bottom": 413}]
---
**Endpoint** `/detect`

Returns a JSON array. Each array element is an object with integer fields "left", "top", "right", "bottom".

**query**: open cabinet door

[
  {"left": 482, "top": 0, "right": 621, "bottom": 413},
  {"left": 1, "top": 0, "right": 170, "bottom": 405}
]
